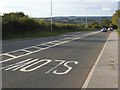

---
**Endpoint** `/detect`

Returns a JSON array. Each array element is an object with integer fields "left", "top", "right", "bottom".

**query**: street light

[
  {"left": 100, "top": 17, "right": 102, "bottom": 26},
  {"left": 50, "top": 0, "right": 53, "bottom": 31},
  {"left": 86, "top": 8, "right": 88, "bottom": 28},
  {"left": 118, "top": 1, "right": 120, "bottom": 10}
]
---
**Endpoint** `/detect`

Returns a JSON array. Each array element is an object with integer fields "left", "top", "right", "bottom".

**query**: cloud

[
  {"left": 102, "top": 7, "right": 111, "bottom": 11},
  {"left": 0, "top": 0, "right": 118, "bottom": 17},
  {"left": 52, "top": 0, "right": 119, "bottom": 2},
  {"left": 1, "top": 0, "right": 119, "bottom": 3}
]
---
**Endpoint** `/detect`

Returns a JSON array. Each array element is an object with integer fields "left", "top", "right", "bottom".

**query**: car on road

[
  {"left": 108, "top": 27, "right": 113, "bottom": 31},
  {"left": 101, "top": 27, "right": 107, "bottom": 32}
]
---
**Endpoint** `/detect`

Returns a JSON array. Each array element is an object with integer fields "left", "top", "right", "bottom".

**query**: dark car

[{"left": 101, "top": 27, "right": 107, "bottom": 32}]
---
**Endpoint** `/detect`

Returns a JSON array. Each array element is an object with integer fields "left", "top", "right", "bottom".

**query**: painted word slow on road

[{"left": 1, "top": 58, "right": 79, "bottom": 75}]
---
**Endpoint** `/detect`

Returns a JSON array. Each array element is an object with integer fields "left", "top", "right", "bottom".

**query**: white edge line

[{"left": 81, "top": 32, "right": 111, "bottom": 89}]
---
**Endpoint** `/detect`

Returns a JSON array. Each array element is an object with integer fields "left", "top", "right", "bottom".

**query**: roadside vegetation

[
  {"left": 117, "top": 30, "right": 120, "bottom": 36},
  {"left": 2, "top": 12, "right": 114, "bottom": 40},
  {"left": 116, "top": 29, "right": 120, "bottom": 37},
  {"left": 112, "top": 10, "right": 120, "bottom": 36}
]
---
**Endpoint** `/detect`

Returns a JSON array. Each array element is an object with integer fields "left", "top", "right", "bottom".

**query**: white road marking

[
  {"left": 5, "top": 59, "right": 38, "bottom": 71},
  {"left": 81, "top": 32, "right": 111, "bottom": 89},
  {"left": 20, "top": 49, "right": 32, "bottom": 53},
  {"left": 45, "top": 60, "right": 66, "bottom": 74},
  {"left": 20, "top": 59, "right": 52, "bottom": 72},
  {"left": 1, "top": 58, "right": 32, "bottom": 70},
  {"left": 3, "top": 53, "right": 17, "bottom": 58},
  {"left": 1, "top": 31, "right": 101, "bottom": 64},
  {"left": 12, "top": 59, "right": 39, "bottom": 71},
  {"left": 2, "top": 58, "right": 79, "bottom": 75},
  {"left": 53, "top": 61, "right": 78, "bottom": 75}
]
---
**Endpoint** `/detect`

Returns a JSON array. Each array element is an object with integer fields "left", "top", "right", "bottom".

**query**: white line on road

[
  {"left": 45, "top": 60, "right": 66, "bottom": 74},
  {"left": 4, "top": 53, "right": 17, "bottom": 58},
  {"left": 2, "top": 58, "right": 79, "bottom": 75},
  {"left": 1, "top": 31, "right": 101, "bottom": 64},
  {"left": 81, "top": 32, "right": 111, "bottom": 89}
]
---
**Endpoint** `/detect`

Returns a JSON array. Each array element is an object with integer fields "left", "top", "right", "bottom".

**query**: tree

[
  {"left": 102, "top": 19, "right": 111, "bottom": 26},
  {"left": 2, "top": 12, "right": 40, "bottom": 35},
  {"left": 91, "top": 21, "right": 99, "bottom": 26},
  {"left": 3, "top": 12, "right": 28, "bottom": 18},
  {"left": 112, "top": 10, "right": 120, "bottom": 28}
]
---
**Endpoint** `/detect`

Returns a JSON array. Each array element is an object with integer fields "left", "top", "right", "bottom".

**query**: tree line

[
  {"left": 112, "top": 10, "right": 120, "bottom": 29},
  {"left": 2, "top": 12, "right": 114, "bottom": 39}
]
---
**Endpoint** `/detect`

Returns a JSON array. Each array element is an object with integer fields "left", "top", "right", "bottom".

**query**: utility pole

[
  {"left": 118, "top": 1, "right": 120, "bottom": 10},
  {"left": 100, "top": 17, "right": 102, "bottom": 26},
  {"left": 86, "top": 8, "right": 88, "bottom": 28},
  {"left": 0, "top": 13, "right": 3, "bottom": 16},
  {"left": 51, "top": 0, "right": 53, "bottom": 31}
]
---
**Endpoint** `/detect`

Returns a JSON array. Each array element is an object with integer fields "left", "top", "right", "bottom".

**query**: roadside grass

[
  {"left": 117, "top": 28, "right": 120, "bottom": 37},
  {"left": 118, "top": 31, "right": 120, "bottom": 37},
  {"left": 3, "top": 28, "right": 99, "bottom": 40},
  {"left": 3, "top": 31, "right": 60, "bottom": 40}
]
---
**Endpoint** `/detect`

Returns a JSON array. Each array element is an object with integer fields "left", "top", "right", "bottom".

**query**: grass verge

[
  {"left": 118, "top": 31, "right": 120, "bottom": 37},
  {"left": 117, "top": 29, "right": 120, "bottom": 37},
  {"left": 3, "top": 29, "right": 99, "bottom": 40},
  {"left": 3, "top": 31, "right": 60, "bottom": 40}
]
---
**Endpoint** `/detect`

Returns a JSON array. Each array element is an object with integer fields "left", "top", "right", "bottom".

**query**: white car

[
  {"left": 108, "top": 27, "right": 111, "bottom": 31},
  {"left": 108, "top": 27, "right": 113, "bottom": 31}
]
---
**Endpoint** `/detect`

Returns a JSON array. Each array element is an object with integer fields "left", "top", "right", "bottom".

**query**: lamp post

[
  {"left": 118, "top": 1, "right": 120, "bottom": 10},
  {"left": 51, "top": 0, "right": 53, "bottom": 31},
  {"left": 86, "top": 8, "right": 88, "bottom": 28},
  {"left": 100, "top": 17, "right": 102, "bottom": 26}
]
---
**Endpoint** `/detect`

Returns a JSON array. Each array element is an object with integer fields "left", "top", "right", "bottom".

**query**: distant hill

[
  {"left": 54, "top": 16, "right": 112, "bottom": 18},
  {"left": 35, "top": 16, "right": 112, "bottom": 24}
]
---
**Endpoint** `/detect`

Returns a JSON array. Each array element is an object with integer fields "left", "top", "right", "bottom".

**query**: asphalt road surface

[{"left": 1, "top": 31, "right": 110, "bottom": 88}]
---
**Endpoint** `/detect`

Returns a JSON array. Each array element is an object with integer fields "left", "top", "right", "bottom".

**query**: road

[{"left": 1, "top": 31, "right": 110, "bottom": 88}]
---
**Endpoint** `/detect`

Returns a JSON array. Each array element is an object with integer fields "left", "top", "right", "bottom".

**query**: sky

[{"left": 0, "top": 0, "right": 119, "bottom": 17}]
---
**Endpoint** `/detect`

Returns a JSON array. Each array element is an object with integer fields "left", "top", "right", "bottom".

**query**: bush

[
  {"left": 88, "top": 25, "right": 92, "bottom": 29},
  {"left": 2, "top": 12, "right": 100, "bottom": 39},
  {"left": 2, "top": 12, "right": 41, "bottom": 36},
  {"left": 92, "top": 25, "right": 101, "bottom": 29}
]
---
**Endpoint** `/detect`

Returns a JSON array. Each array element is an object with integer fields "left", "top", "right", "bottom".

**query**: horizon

[{"left": 33, "top": 15, "right": 112, "bottom": 18}]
